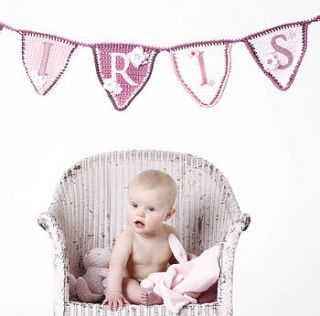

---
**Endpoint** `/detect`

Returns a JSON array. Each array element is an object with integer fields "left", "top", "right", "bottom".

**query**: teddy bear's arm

[{"left": 98, "top": 269, "right": 108, "bottom": 278}]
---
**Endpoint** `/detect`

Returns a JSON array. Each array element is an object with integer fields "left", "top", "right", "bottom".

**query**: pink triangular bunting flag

[
  {"left": 245, "top": 23, "right": 308, "bottom": 90},
  {"left": 22, "top": 32, "right": 77, "bottom": 95},
  {"left": 170, "top": 43, "right": 232, "bottom": 107},
  {"left": 93, "top": 44, "right": 159, "bottom": 110}
]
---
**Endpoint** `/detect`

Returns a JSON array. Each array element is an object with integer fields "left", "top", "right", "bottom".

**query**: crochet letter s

[{"left": 271, "top": 34, "right": 293, "bottom": 70}]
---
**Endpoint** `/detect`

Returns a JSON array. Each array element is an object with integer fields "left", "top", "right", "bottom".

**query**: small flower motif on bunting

[
  {"left": 128, "top": 47, "right": 149, "bottom": 68},
  {"left": 103, "top": 78, "right": 122, "bottom": 95},
  {"left": 287, "top": 30, "right": 296, "bottom": 40},
  {"left": 29, "top": 70, "right": 47, "bottom": 88},
  {"left": 208, "top": 80, "right": 215, "bottom": 87},
  {"left": 189, "top": 49, "right": 200, "bottom": 58},
  {"left": 264, "top": 53, "right": 280, "bottom": 72}
]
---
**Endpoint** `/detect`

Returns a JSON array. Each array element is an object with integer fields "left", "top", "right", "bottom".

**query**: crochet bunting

[
  {"left": 93, "top": 44, "right": 159, "bottom": 110},
  {"left": 171, "top": 43, "right": 232, "bottom": 107},
  {"left": 0, "top": 15, "right": 319, "bottom": 110},
  {"left": 245, "top": 23, "right": 308, "bottom": 90},
  {"left": 21, "top": 32, "right": 77, "bottom": 95}
]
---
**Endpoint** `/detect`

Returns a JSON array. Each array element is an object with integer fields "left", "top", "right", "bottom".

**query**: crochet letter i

[
  {"left": 170, "top": 43, "right": 232, "bottom": 107},
  {"left": 22, "top": 32, "right": 77, "bottom": 95}
]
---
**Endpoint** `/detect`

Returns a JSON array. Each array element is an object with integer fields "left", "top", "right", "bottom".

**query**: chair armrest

[
  {"left": 240, "top": 213, "right": 251, "bottom": 231},
  {"left": 216, "top": 213, "right": 251, "bottom": 314},
  {"left": 38, "top": 211, "right": 69, "bottom": 315}
]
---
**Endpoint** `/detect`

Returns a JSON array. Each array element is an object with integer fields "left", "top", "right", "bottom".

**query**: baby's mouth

[{"left": 134, "top": 220, "right": 145, "bottom": 228}]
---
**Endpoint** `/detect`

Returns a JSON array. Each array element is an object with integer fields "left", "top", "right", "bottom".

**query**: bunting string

[{"left": 0, "top": 14, "right": 319, "bottom": 111}]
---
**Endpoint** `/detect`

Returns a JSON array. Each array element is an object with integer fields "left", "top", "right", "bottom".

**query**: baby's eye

[
  {"left": 147, "top": 207, "right": 156, "bottom": 212},
  {"left": 131, "top": 202, "right": 138, "bottom": 208}
]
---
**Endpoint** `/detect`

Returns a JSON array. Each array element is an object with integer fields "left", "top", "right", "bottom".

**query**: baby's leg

[
  {"left": 122, "top": 278, "right": 163, "bottom": 305},
  {"left": 122, "top": 278, "right": 143, "bottom": 304},
  {"left": 197, "top": 282, "right": 218, "bottom": 303}
]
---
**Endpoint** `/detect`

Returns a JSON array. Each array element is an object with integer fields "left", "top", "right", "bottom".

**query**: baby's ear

[{"left": 166, "top": 208, "right": 176, "bottom": 220}]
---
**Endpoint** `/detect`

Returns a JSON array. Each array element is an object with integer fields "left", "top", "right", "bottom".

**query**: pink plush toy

[
  {"left": 140, "top": 234, "right": 220, "bottom": 313},
  {"left": 69, "top": 247, "right": 110, "bottom": 303}
]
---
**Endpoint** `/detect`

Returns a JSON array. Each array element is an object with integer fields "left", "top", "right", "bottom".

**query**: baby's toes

[{"left": 140, "top": 290, "right": 148, "bottom": 304}]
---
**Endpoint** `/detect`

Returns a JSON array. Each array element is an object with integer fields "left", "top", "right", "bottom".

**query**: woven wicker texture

[{"left": 38, "top": 150, "right": 250, "bottom": 316}]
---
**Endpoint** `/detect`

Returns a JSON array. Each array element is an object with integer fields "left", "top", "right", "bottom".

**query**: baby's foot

[{"left": 140, "top": 290, "right": 163, "bottom": 305}]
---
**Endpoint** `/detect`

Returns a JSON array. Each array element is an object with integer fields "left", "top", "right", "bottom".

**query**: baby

[{"left": 103, "top": 169, "right": 192, "bottom": 309}]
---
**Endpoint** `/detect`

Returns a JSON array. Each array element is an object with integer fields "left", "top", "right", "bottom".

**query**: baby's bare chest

[{"left": 131, "top": 238, "right": 172, "bottom": 265}]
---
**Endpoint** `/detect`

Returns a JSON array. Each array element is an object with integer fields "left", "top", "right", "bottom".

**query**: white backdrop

[{"left": 0, "top": 1, "right": 319, "bottom": 315}]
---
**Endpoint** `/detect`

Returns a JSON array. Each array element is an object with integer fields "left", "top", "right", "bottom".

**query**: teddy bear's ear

[
  {"left": 83, "top": 248, "right": 95, "bottom": 269},
  {"left": 83, "top": 255, "right": 89, "bottom": 270},
  {"left": 168, "top": 234, "right": 187, "bottom": 263}
]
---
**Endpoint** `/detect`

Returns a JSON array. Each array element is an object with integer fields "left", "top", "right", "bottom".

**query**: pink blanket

[{"left": 140, "top": 234, "right": 220, "bottom": 313}]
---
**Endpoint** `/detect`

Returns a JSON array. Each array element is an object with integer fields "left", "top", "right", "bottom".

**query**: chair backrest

[{"left": 51, "top": 150, "right": 240, "bottom": 277}]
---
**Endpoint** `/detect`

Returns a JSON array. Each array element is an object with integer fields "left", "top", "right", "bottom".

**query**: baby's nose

[{"left": 136, "top": 208, "right": 145, "bottom": 217}]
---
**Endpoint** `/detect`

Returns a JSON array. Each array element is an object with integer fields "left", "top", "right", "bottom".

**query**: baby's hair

[{"left": 129, "top": 170, "right": 177, "bottom": 207}]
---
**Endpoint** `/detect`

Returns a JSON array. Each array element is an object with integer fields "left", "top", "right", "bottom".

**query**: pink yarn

[
  {"left": 245, "top": 23, "right": 308, "bottom": 90},
  {"left": 22, "top": 32, "right": 77, "bottom": 95},
  {"left": 93, "top": 44, "right": 159, "bottom": 110}
]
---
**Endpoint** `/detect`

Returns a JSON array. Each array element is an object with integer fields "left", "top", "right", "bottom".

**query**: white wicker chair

[{"left": 38, "top": 150, "right": 250, "bottom": 316}]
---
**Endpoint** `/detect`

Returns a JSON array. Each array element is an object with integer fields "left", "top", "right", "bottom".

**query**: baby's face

[{"left": 126, "top": 184, "right": 174, "bottom": 235}]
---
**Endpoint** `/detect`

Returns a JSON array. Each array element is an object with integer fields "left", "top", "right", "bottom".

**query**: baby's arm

[{"left": 103, "top": 230, "right": 133, "bottom": 309}]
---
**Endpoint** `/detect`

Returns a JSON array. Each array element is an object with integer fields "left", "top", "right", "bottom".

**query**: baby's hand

[
  {"left": 187, "top": 253, "right": 198, "bottom": 260},
  {"left": 103, "top": 291, "right": 130, "bottom": 309}
]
